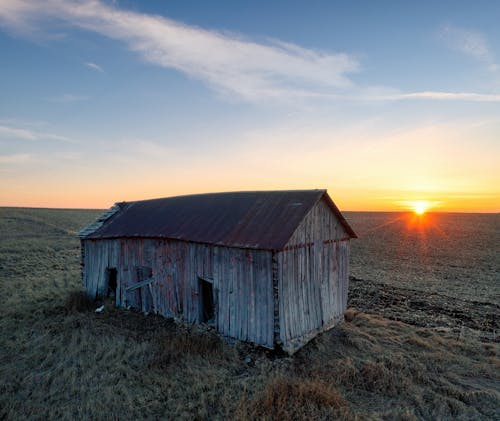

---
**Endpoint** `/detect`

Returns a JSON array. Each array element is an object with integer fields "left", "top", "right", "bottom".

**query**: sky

[{"left": 0, "top": 0, "right": 499, "bottom": 212}]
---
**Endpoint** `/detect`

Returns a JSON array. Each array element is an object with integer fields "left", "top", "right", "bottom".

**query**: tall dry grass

[{"left": 236, "top": 376, "right": 351, "bottom": 420}]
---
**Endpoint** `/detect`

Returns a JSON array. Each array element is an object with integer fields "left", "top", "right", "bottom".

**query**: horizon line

[{"left": 0, "top": 205, "right": 497, "bottom": 214}]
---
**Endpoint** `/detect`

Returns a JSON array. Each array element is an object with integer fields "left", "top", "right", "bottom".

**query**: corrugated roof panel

[
  {"left": 77, "top": 204, "right": 122, "bottom": 238},
  {"left": 84, "top": 190, "right": 356, "bottom": 249}
]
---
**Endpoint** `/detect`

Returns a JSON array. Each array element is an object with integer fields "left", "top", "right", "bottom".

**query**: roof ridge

[{"left": 122, "top": 189, "right": 327, "bottom": 205}]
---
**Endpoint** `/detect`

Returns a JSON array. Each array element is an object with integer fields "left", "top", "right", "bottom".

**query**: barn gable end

[
  {"left": 275, "top": 194, "right": 352, "bottom": 353},
  {"left": 285, "top": 194, "right": 351, "bottom": 247}
]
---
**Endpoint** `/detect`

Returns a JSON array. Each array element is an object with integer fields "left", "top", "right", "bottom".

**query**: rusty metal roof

[{"left": 83, "top": 190, "right": 356, "bottom": 250}]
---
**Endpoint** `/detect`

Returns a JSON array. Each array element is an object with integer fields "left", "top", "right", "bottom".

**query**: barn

[{"left": 78, "top": 190, "right": 357, "bottom": 353}]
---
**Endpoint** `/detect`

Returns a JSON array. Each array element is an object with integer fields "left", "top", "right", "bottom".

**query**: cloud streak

[
  {"left": 384, "top": 91, "right": 500, "bottom": 102},
  {"left": 439, "top": 24, "right": 499, "bottom": 74},
  {"left": 0, "top": 124, "right": 37, "bottom": 140},
  {"left": 0, "top": 124, "right": 76, "bottom": 142},
  {"left": 1, "top": 2, "right": 498, "bottom": 103},
  {"left": 292, "top": 89, "right": 500, "bottom": 103},
  {"left": 47, "top": 93, "right": 89, "bottom": 103},
  {"left": 84, "top": 61, "right": 103, "bottom": 72},
  {"left": 439, "top": 24, "right": 491, "bottom": 60},
  {"left": 0, "top": 0, "right": 359, "bottom": 102},
  {"left": 0, "top": 153, "right": 32, "bottom": 164}
]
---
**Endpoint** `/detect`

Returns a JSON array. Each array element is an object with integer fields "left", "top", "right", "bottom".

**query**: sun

[{"left": 412, "top": 201, "right": 429, "bottom": 215}]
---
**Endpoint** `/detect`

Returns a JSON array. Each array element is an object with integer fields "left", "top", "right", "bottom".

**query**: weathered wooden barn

[{"left": 79, "top": 190, "right": 356, "bottom": 353}]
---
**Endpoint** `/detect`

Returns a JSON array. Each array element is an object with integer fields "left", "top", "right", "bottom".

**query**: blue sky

[{"left": 0, "top": 0, "right": 499, "bottom": 211}]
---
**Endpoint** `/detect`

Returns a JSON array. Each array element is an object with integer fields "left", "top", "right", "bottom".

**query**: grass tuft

[
  {"left": 152, "top": 328, "right": 231, "bottom": 368},
  {"left": 64, "top": 290, "right": 95, "bottom": 313},
  {"left": 237, "top": 376, "right": 349, "bottom": 420},
  {"left": 344, "top": 307, "right": 360, "bottom": 322},
  {"left": 360, "top": 360, "right": 409, "bottom": 395}
]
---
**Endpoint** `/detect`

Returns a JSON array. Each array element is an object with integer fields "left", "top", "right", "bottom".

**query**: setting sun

[
  {"left": 397, "top": 200, "right": 444, "bottom": 215},
  {"left": 411, "top": 201, "right": 430, "bottom": 215}
]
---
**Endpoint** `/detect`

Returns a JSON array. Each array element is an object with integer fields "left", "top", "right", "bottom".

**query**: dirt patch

[{"left": 348, "top": 276, "right": 499, "bottom": 341}]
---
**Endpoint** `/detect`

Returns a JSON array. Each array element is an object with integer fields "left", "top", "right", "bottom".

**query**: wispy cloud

[
  {"left": 0, "top": 124, "right": 37, "bottom": 140},
  {"left": 0, "top": 153, "right": 32, "bottom": 164},
  {"left": 439, "top": 24, "right": 491, "bottom": 60},
  {"left": 384, "top": 91, "right": 500, "bottom": 102},
  {"left": 0, "top": 0, "right": 359, "bottom": 102},
  {"left": 0, "top": 151, "right": 81, "bottom": 169},
  {"left": 47, "top": 93, "right": 89, "bottom": 103},
  {"left": 439, "top": 24, "right": 498, "bottom": 74},
  {"left": 84, "top": 61, "right": 103, "bottom": 72},
  {"left": 293, "top": 89, "right": 500, "bottom": 103},
  {"left": 0, "top": 124, "right": 76, "bottom": 142},
  {"left": 1, "top": 2, "right": 498, "bottom": 103}
]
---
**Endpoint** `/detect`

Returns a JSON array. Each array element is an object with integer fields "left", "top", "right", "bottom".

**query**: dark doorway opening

[
  {"left": 199, "top": 278, "right": 214, "bottom": 323},
  {"left": 106, "top": 268, "right": 117, "bottom": 298}
]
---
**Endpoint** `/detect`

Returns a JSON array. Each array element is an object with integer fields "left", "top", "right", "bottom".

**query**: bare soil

[
  {"left": 346, "top": 211, "right": 500, "bottom": 304},
  {"left": 348, "top": 276, "right": 498, "bottom": 342}
]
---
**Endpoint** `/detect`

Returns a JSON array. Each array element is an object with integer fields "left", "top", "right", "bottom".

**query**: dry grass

[
  {"left": 65, "top": 290, "right": 95, "bottom": 313},
  {"left": 0, "top": 208, "right": 498, "bottom": 420},
  {"left": 236, "top": 376, "right": 350, "bottom": 420},
  {"left": 152, "top": 328, "right": 237, "bottom": 368},
  {"left": 299, "top": 312, "right": 499, "bottom": 419},
  {"left": 343, "top": 307, "right": 360, "bottom": 322}
]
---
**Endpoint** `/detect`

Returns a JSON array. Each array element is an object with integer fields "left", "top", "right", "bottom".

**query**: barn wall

[
  {"left": 276, "top": 198, "right": 350, "bottom": 353},
  {"left": 82, "top": 238, "right": 274, "bottom": 347}
]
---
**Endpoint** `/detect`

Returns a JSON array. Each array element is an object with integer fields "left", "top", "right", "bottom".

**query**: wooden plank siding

[
  {"left": 82, "top": 238, "right": 274, "bottom": 348},
  {"left": 276, "top": 197, "right": 350, "bottom": 353}
]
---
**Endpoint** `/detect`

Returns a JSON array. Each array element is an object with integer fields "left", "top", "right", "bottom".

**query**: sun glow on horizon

[
  {"left": 394, "top": 199, "right": 447, "bottom": 215},
  {"left": 413, "top": 201, "right": 429, "bottom": 215},
  {"left": 402, "top": 200, "right": 435, "bottom": 215}
]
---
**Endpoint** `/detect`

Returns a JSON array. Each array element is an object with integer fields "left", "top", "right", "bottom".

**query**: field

[
  {"left": 0, "top": 207, "right": 498, "bottom": 420},
  {"left": 346, "top": 212, "right": 499, "bottom": 304},
  {"left": 346, "top": 212, "right": 499, "bottom": 343}
]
